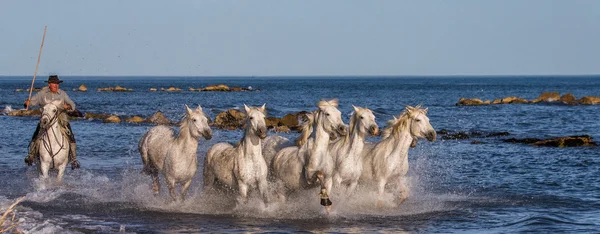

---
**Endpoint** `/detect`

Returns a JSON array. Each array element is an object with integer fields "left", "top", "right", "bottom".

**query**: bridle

[{"left": 40, "top": 108, "right": 67, "bottom": 160}]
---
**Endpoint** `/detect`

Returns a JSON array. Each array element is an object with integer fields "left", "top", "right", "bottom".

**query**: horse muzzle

[
  {"left": 257, "top": 128, "right": 267, "bottom": 139},
  {"left": 336, "top": 124, "right": 348, "bottom": 136},
  {"left": 370, "top": 125, "right": 379, "bottom": 136},
  {"left": 426, "top": 131, "right": 437, "bottom": 142},
  {"left": 203, "top": 130, "right": 213, "bottom": 140}
]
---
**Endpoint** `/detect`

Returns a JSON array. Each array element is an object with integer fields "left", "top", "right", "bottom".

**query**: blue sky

[{"left": 1, "top": 1, "right": 599, "bottom": 76}]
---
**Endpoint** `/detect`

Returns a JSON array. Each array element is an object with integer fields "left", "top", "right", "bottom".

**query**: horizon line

[{"left": 1, "top": 74, "right": 600, "bottom": 78}]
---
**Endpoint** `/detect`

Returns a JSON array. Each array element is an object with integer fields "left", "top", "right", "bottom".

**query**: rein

[{"left": 40, "top": 110, "right": 67, "bottom": 160}]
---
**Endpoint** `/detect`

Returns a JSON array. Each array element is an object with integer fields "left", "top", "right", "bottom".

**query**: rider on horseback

[{"left": 24, "top": 75, "right": 80, "bottom": 169}]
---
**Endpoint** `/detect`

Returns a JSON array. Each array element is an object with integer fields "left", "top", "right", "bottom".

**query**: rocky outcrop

[
  {"left": 560, "top": 93, "right": 577, "bottom": 105},
  {"left": 97, "top": 86, "right": 133, "bottom": 92},
  {"left": 456, "top": 98, "right": 487, "bottom": 106},
  {"left": 457, "top": 92, "right": 600, "bottom": 106},
  {"left": 8, "top": 109, "right": 41, "bottom": 116},
  {"left": 530, "top": 92, "right": 560, "bottom": 103},
  {"left": 162, "top": 86, "right": 182, "bottom": 92},
  {"left": 214, "top": 109, "right": 246, "bottom": 130},
  {"left": 77, "top": 84, "right": 88, "bottom": 92},
  {"left": 578, "top": 96, "right": 600, "bottom": 105},
  {"left": 145, "top": 111, "right": 171, "bottom": 125},
  {"left": 505, "top": 135, "right": 597, "bottom": 147},
  {"left": 195, "top": 84, "right": 255, "bottom": 92},
  {"left": 104, "top": 115, "right": 121, "bottom": 123},
  {"left": 85, "top": 113, "right": 110, "bottom": 120},
  {"left": 125, "top": 116, "right": 145, "bottom": 123}
]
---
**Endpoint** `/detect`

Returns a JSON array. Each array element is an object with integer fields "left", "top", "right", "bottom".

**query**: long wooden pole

[{"left": 26, "top": 26, "right": 47, "bottom": 110}]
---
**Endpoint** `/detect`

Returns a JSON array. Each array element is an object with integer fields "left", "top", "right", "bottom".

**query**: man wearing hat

[{"left": 24, "top": 75, "right": 80, "bottom": 169}]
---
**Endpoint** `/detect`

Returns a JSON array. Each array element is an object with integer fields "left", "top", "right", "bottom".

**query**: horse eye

[
  {"left": 415, "top": 119, "right": 421, "bottom": 122},
  {"left": 53, "top": 109, "right": 57, "bottom": 113},
  {"left": 360, "top": 116, "right": 364, "bottom": 119},
  {"left": 325, "top": 113, "right": 330, "bottom": 116},
  {"left": 249, "top": 117, "right": 254, "bottom": 120},
  {"left": 193, "top": 119, "right": 197, "bottom": 122}
]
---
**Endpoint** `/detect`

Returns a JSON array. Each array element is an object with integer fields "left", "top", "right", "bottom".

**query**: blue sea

[{"left": 1, "top": 76, "right": 599, "bottom": 233}]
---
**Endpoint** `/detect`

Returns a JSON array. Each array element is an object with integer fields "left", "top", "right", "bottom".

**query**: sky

[{"left": 1, "top": 0, "right": 599, "bottom": 77}]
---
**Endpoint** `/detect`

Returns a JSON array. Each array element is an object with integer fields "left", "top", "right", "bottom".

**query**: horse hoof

[
  {"left": 71, "top": 160, "right": 80, "bottom": 170},
  {"left": 24, "top": 157, "right": 33, "bottom": 166}
]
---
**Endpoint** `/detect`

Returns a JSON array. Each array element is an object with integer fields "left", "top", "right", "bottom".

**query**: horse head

[
  {"left": 316, "top": 99, "right": 347, "bottom": 137},
  {"left": 244, "top": 104, "right": 267, "bottom": 140},
  {"left": 185, "top": 104, "right": 212, "bottom": 140},
  {"left": 40, "top": 98, "right": 63, "bottom": 129},
  {"left": 406, "top": 105, "right": 436, "bottom": 142},
  {"left": 350, "top": 105, "right": 379, "bottom": 137}
]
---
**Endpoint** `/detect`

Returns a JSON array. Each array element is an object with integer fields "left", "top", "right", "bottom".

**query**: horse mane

[
  {"left": 380, "top": 105, "right": 425, "bottom": 139},
  {"left": 317, "top": 99, "right": 339, "bottom": 108},
  {"left": 295, "top": 111, "right": 315, "bottom": 146},
  {"left": 345, "top": 106, "right": 368, "bottom": 142}
]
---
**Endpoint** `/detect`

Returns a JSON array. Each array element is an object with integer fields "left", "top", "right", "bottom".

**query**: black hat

[{"left": 46, "top": 75, "right": 63, "bottom": 84}]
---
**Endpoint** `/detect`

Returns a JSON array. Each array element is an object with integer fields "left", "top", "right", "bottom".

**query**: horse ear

[
  {"left": 328, "top": 99, "right": 339, "bottom": 107},
  {"left": 405, "top": 105, "right": 415, "bottom": 113},
  {"left": 185, "top": 104, "right": 192, "bottom": 115},
  {"left": 424, "top": 107, "right": 428, "bottom": 114},
  {"left": 244, "top": 104, "right": 250, "bottom": 113},
  {"left": 352, "top": 105, "right": 360, "bottom": 112},
  {"left": 260, "top": 103, "right": 266, "bottom": 113},
  {"left": 195, "top": 105, "right": 202, "bottom": 111}
]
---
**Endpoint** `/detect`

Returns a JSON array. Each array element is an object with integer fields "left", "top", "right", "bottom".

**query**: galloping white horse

[
  {"left": 204, "top": 104, "right": 270, "bottom": 206},
  {"left": 262, "top": 111, "right": 314, "bottom": 175},
  {"left": 271, "top": 99, "right": 347, "bottom": 206},
  {"left": 330, "top": 106, "right": 379, "bottom": 196},
  {"left": 139, "top": 104, "right": 212, "bottom": 201},
  {"left": 37, "top": 99, "right": 70, "bottom": 182},
  {"left": 360, "top": 105, "right": 436, "bottom": 205}
]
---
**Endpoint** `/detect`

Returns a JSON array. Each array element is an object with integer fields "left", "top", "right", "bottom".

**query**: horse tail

[
  {"left": 138, "top": 131, "right": 152, "bottom": 175},
  {"left": 202, "top": 153, "right": 215, "bottom": 189}
]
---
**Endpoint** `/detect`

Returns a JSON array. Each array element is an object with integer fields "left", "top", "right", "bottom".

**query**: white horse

[
  {"left": 360, "top": 105, "right": 436, "bottom": 205},
  {"left": 37, "top": 99, "right": 70, "bottom": 182},
  {"left": 204, "top": 104, "right": 270, "bottom": 206},
  {"left": 139, "top": 104, "right": 212, "bottom": 201},
  {"left": 271, "top": 99, "right": 347, "bottom": 206},
  {"left": 261, "top": 111, "right": 314, "bottom": 176},
  {"left": 330, "top": 106, "right": 379, "bottom": 196}
]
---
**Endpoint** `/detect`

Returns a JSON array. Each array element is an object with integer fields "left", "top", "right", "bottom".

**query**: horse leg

[
  {"left": 180, "top": 179, "right": 192, "bottom": 201},
  {"left": 39, "top": 160, "right": 50, "bottom": 180},
  {"left": 332, "top": 173, "right": 342, "bottom": 191},
  {"left": 258, "top": 179, "right": 269, "bottom": 207},
  {"left": 397, "top": 177, "right": 409, "bottom": 205},
  {"left": 165, "top": 177, "right": 177, "bottom": 202},
  {"left": 376, "top": 179, "right": 386, "bottom": 208},
  {"left": 152, "top": 172, "right": 160, "bottom": 194},
  {"left": 237, "top": 181, "right": 249, "bottom": 205},
  {"left": 56, "top": 162, "right": 67, "bottom": 184},
  {"left": 347, "top": 180, "right": 359, "bottom": 197}
]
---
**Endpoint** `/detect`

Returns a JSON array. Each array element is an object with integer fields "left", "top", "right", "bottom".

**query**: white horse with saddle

[
  {"left": 36, "top": 99, "right": 70, "bottom": 182},
  {"left": 203, "top": 104, "right": 270, "bottom": 206},
  {"left": 138, "top": 104, "right": 212, "bottom": 201},
  {"left": 271, "top": 99, "right": 347, "bottom": 208},
  {"left": 360, "top": 105, "right": 436, "bottom": 206}
]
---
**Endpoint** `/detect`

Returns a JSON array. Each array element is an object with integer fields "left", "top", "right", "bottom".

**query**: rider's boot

[
  {"left": 63, "top": 121, "right": 80, "bottom": 170},
  {"left": 24, "top": 140, "right": 38, "bottom": 166},
  {"left": 69, "top": 142, "right": 80, "bottom": 170}
]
